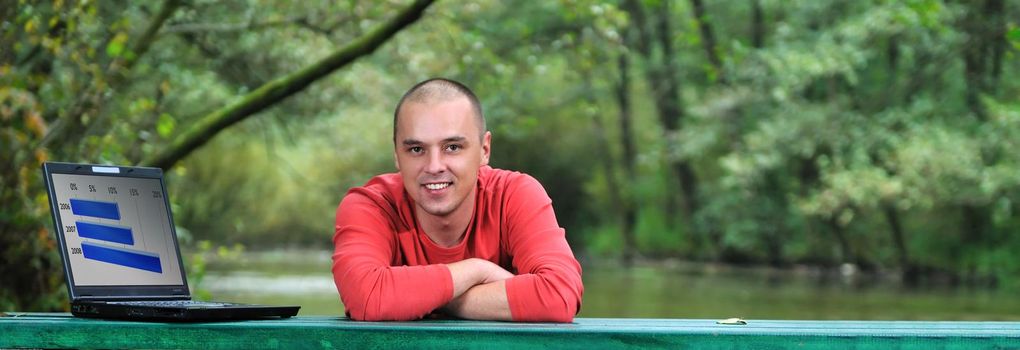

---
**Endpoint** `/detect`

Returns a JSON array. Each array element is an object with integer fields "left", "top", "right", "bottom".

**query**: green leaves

[
  {"left": 105, "top": 32, "right": 127, "bottom": 58},
  {"left": 3, "top": 0, "right": 1020, "bottom": 311},
  {"left": 1008, "top": 27, "right": 1020, "bottom": 48},
  {"left": 157, "top": 113, "right": 175, "bottom": 138}
]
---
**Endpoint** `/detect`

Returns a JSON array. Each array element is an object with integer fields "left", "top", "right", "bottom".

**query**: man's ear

[{"left": 480, "top": 131, "right": 491, "bottom": 166}]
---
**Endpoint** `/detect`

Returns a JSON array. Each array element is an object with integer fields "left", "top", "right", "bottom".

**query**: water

[
  {"left": 201, "top": 250, "right": 1020, "bottom": 320},
  {"left": 199, "top": 250, "right": 343, "bottom": 316}
]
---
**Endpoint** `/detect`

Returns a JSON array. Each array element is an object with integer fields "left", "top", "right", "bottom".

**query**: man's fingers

[{"left": 480, "top": 260, "right": 515, "bottom": 283}]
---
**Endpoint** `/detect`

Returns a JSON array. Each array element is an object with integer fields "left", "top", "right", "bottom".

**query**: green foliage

[
  {"left": 2, "top": 0, "right": 1020, "bottom": 311},
  {"left": 0, "top": 0, "right": 431, "bottom": 310}
]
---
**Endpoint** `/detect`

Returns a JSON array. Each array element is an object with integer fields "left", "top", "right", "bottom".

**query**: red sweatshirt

[{"left": 332, "top": 166, "right": 583, "bottom": 322}]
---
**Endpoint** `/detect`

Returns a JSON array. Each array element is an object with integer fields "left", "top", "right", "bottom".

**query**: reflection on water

[
  {"left": 202, "top": 271, "right": 342, "bottom": 315},
  {"left": 199, "top": 249, "right": 343, "bottom": 315},
  {"left": 578, "top": 263, "right": 1020, "bottom": 320},
  {"left": 203, "top": 273, "right": 336, "bottom": 294},
  {"left": 201, "top": 251, "right": 1020, "bottom": 320}
]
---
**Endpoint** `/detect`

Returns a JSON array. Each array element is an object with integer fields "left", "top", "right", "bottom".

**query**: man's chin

[{"left": 419, "top": 203, "right": 456, "bottom": 217}]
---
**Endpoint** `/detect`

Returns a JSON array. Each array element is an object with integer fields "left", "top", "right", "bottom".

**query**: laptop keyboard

[{"left": 107, "top": 300, "right": 233, "bottom": 307}]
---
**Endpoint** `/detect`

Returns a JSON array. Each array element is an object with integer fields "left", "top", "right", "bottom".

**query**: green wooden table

[{"left": 2, "top": 313, "right": 1019, "bottom": 349}]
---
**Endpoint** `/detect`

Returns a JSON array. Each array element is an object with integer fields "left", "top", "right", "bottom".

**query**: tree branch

[
  {"left": 164, "top": 14, "right": 351, "bottom": 39},
  {"left": 140, "top": 0, "right": 436, "bottom": 169},
  {"left": 162, "top": 15, "right": 312, "bottom": 34},
  {"left": 125, "top": 0, "right": 182, "bottom": 70},
  {"left": 38, "top": 0, "right": 182, "bottom": 152}
]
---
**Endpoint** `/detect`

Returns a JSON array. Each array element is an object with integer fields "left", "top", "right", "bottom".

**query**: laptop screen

[{"left": 44, "top": 163, "right": 188, "bottom": 297}]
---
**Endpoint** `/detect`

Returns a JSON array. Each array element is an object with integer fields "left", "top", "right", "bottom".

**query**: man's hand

[
  {"left": 444, "top": 258, "right": 513, "bottom": 320},
  {"left": 446, "top": 258, "right": 513, "bottom": 298}
]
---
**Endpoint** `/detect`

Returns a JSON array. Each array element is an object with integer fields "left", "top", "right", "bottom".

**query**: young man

[{"left": 332, "top": 78, "right": 583, "bottom": 322}]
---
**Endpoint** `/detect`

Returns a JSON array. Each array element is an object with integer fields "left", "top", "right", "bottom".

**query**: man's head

[
  {"left": 393, "top": 78, "right": 485, "bottom": 143},
  {"left": 393, "top": 78, "right": 491, "bottom": 218}
]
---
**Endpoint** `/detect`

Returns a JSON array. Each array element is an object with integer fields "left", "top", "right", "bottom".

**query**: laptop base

[{"left": 72, "top": 301, "right": 299, "bottom": 322}]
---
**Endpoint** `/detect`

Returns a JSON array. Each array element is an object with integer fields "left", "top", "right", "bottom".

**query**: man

[{"left": 332, "top": 78, "right": 583, "bottom": 322}]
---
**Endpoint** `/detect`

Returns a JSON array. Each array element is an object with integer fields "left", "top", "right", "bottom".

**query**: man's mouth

[{"left": 424, "top": 182, "right": 452, "bottom": 191}]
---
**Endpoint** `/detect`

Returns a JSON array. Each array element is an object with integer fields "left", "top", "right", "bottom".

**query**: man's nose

[{"left": 424, "top": 150, "right": 445, "bottom": 174}]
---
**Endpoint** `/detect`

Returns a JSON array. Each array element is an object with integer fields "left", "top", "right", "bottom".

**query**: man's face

[{"left": 394, "top": 97, "right": 490, "bottom": 218}]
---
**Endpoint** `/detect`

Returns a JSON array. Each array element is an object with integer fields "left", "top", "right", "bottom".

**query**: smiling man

[{"left": 331, "top": 78, "right": 583, "bottom": 322}]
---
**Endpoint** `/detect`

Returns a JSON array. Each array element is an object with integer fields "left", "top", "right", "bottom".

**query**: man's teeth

[{"left": 425, "top": 183, "right": 450, "bottom": 190}]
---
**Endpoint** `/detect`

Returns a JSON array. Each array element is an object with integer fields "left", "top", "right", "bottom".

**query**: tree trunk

[
  {"left": 615, "top": 54, "right": 639, "bottom": 266},
  {"left": 880, "top": 35, "right": 919, "bottom": 283},
  {"left": 882, "top": 204, "right": 917, "bottom": 284},
  {"left": 885, "top": 35, "right": 900, "bottom": 106},
  {"left": 961, "top": 204, "right": 992, "bottom": 245},
  {"left": 141, "top": 0, "right": 436, "bottom": 169},
  {"left": 751, "top": 0, "right": 765, "bottom": 49},
  {"left": 689, "top": 0, "right": 724, "bottom": 83},
  {"left": 961, "top": 0, "right": 1006, "bottom": 121},
  {"left": 828, "top": 216, "right": 851, "bottom": 265},
  {"left": 639, "top": 1, "right": 683, "bottom": 229},
  {"left": 748, "top": 0, "right": 790, "bottom": 266},
  {"left": 651, "top": 0, "right": 702, "bottom": 239},
  {"left": 622, "top": 0, "right": 703, "bottom": 250},
  {"left": 957, "top": 0, "right": 1004, "bottom": 272},
  {"left": 761, "top": 171, "right": 787, "bottom": 267}
]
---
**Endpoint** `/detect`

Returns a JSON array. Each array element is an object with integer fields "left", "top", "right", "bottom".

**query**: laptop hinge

[{"left": 75, "top": 295, "right": 191, "bottom": 301}]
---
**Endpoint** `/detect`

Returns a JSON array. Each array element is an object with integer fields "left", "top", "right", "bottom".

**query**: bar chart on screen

[
  {"left": 68, "top": 197, "right": 163, "bottom": 273},
  {"left": 50, "top": 173, "right": 183, "bottom": 286}
]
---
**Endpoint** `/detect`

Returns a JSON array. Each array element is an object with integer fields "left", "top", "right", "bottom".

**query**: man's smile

[{"left": 423, "top": 181, "right": 453, "bottom": 193}]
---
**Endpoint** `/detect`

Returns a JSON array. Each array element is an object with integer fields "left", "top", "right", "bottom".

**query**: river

[{"left": 200, "top": 250, "right": 1020, "bottom": 320}]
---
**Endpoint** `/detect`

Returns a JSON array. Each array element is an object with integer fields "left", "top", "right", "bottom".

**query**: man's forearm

[
  {"left": 444, "top": 280, "right": 512, "bottom": 320},
  {"left": 443, "top": 258, "right": 514, "bottom": 320},
  {"left": 446, "top": 258, "right": 513, "bottom": 299}
]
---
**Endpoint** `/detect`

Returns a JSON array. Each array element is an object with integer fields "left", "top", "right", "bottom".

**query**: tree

[
  {"left": 623, "top": 0, "right": 708, "bottom": 257},
  {"left": 0, "top": 0, "right": 434, "bottom": 310},
  {"left": 141, "top": 0, "right": 435, "bottom": 169}
]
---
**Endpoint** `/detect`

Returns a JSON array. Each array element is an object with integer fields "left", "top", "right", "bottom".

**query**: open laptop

[{"left": 42, "top": 161, "right": 300, "bottom": 321}]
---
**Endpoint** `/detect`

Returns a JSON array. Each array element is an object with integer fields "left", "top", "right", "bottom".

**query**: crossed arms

[{"left": 443, "top": 258, "right": 514, "bottom": 320}]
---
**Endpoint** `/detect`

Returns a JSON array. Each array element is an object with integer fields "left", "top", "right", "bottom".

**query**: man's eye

[
  {"left": 446, "top": 144, "right": 462, "bottom": 152},
  {"left": 409, "top": 146, "right": 424, "bottom": 154}
]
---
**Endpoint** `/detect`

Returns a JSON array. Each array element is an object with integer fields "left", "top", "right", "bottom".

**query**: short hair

[{"left": 393, "top": 78, "right": 485, "bottom": 143}]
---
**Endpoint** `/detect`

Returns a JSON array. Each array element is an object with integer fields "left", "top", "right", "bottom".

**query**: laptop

[{"left": 42, "top": 161, "right": 300, "bottom": 321}]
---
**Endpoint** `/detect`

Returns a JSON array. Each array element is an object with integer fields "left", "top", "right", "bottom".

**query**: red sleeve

[
  {"left": 502, "top": 175, "right": 584, "bottom": 322},
  {"left": 332, "top": 188, "right": 453, "bottom": 321}
]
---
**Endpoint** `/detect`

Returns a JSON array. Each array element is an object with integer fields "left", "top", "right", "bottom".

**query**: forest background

[{"left": 2, "top": 0, "right": 1019, "bottom": 311}]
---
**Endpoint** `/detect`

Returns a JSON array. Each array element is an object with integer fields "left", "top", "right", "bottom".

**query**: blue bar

[
  {"left": 75, "top": 221, "right": 134, "bottom": 245},
  {"left": 70, "top": 199, "right": 121, "bottom": 220},
  {"left": 81, "top": 242, "right": 162, "bottom": 273}
]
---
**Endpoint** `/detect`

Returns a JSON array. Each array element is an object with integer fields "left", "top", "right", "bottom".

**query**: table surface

[{"left": 3, "top": 313, "right": 1020, "bottom": 349}]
